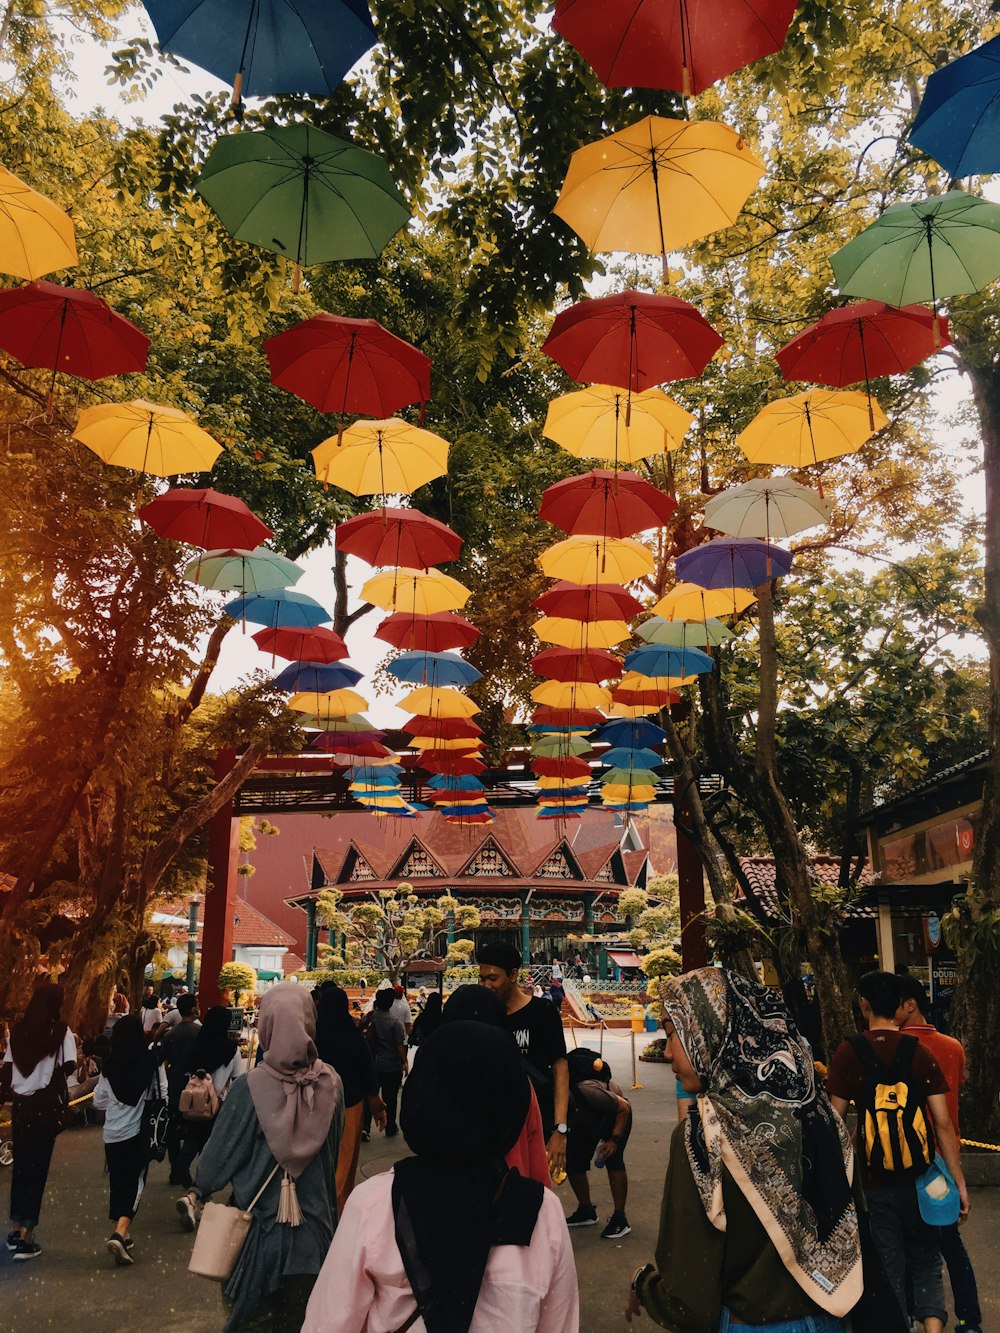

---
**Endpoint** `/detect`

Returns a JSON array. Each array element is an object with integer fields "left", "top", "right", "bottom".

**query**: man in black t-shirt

[{"left": 478, "top": 941, "right": 569, "bottom": 1174}]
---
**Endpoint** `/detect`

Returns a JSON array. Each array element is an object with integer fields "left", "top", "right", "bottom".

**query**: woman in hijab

[
  {"left": 93, "top": 1013, "right": 166, "bottom": 1265},
  {"left": 1, "top": 983, "right": 76, "bottom": 1260},
  {"left": 303, "top": 1022, "right": 579, "bottom": 1333},
  {"left": 315, "top": 984, "right": 386, "bottom": 1213},
  {"left": 174, "top": 1005, "right": 245, "bottom": 1184},
  {"left": 408, "top": 991, "right": 442, "bottom": 1046},
  {"left": 179, "top": 982, "right": 344, "bottom": 1332},
  {"left": 625, "top": 968, "right": 864, "bottom": 1332}
]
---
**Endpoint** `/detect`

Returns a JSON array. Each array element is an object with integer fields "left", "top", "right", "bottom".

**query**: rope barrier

[{"left": 960, "top": 1137, "right": 1000, "bottom": 1152}]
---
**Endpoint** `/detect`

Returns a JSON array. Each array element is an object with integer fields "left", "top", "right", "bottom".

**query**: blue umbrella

[
  {"left": 426, "top": 774, "right": 485, "bottom": 791},
  {"left": 143, "top": 0, "right": 376, "bottom": 109},
  {"left": 624, "top": 644, "right": 714, "bottom": 677},
  {"left": 224, "top": 588, "right": 330, "bottom": 628},
  {"left": 909, "top": 36, "right": 1000, "bottom": 177},
  {"left": 596, "top": 719, "right": 667, "bottom": 747},
  {"left": 437, "top": 803, "right": 493, "bottom": 818},
  {"left": 273, "top": 661, "right": 363, "bottom": 692},
  {"left": 347, "top": 765, "right": 403, "bottom": 782},
  {"left": 386, "top": 650, "right": 482, "bottom": 687},
  {"left": 347, "top": 770, "right": 401, "bottom": 787},
  {"left": 526, "top": 723, "right": 595, "bottom": 735},
  {"left": 676, "top": 537, "right": 792, "bottom": 590},
  {"left": 598, "top": 746, "right": 664, "bottom": 769}
]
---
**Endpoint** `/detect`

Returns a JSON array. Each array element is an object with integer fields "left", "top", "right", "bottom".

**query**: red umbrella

[
  {"left": 776, "top": 301, "right": 951, "bottom": 427},
  {"left": 376, "top": 611, "right": 480, "bottom": 652},
  {"left": 402, "top": 715, "right": 484, "bottom": 740},
  {"left": 531, "top": 646, "right": 621, "bottom": 684},
  {"left": 532, "top": 755, "right": 592, "bottom": 778},
  {"left": 533, "top": 581, "right": 644, "bottom": 621},
  {"left": 309, "top": 733, "right": 387, "bottom": 754},
  {"left": 426, "top": 788, "right": 489, "bottom": 804},
  {"left": 336, "top": 507, "right": 461, "bottom": 569},
  {"left": 326, "top": 740, "right": 395, "bottom": 761},
  {"left": 139, "top": 488, "right": 272, "bottom": 550},
  {"left": 252, "top": 625, "right": 349, "bottom": 663},
  {"left": 612, "top": 686, "right": 681, "bottom": 708},
  {"left": 0, "top": 280, "right": 149, "bottom": 403},
  {"left": 532, "top": 706, "right": 606, "bottom": 727},
  {"left": 552, "top": 0, "right": 798, "bottom": 96},
  {"left": 542, "top": 289, "right": 722, "bottom": 394},
  {"left": 540, "top": 469, "right": 677, "bottom": 538},
  {"left": 417, "top": 752, "right": 486, "bottom": 775},
  {"left": 264, "top": 313, "right": 431, "bottom": 419}
]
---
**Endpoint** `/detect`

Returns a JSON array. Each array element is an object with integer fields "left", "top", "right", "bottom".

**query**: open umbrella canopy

[
  {"left": 532, "top": 706, "right": 606, "bottom": 727},
  {"left": 538, "top": 535, "right": 655, "bottom": 584},
  {"left": 624, "top": 644, "right": 714, "bottom": 677},
  {"left": 540, "top": 469, "right": 677, "bottom": 537},
  {"left": 532, "top": 755, "right": 592, "bottom": 778},
  {"left": 676, "top": 537, "right": 793, "bottom": 589},
  {"left": 531, "top": 646, "right": 621, "bottom": 683},
  {"left": 402, "top": 715, "right": 483, "bottom": 740},
  {"left": 314, "top": 418, "right": 449, "bottom": 495},
  {"left": 544, "top": 384, "right": 693, "bottom": 464},
  {"left": 596, "top": 718, "right": 667, "bottom": 747},
  {"left": 554, "top": 115, "right": 765, "bottom": 264},
  {"left": 531, "top": 735, "right": 594, "bottom": 758},
  {"left": 0, "top": 165, "right": 77, "bottom": 281},
  {"left": 375, "top": 611, "right": 479, "bottom": 652},
  {"left": 74, "top": 399, "right": 221, "bottom": 478},
  {"left": 288, "top": 687, "right": 368, "bottom": 717},
  {"left": 653, "top": 582, "right": 757, "bottom": 620},
  {"left": 536, "top": 773, "right": 591, "bottom": 790},
  {"left": 310, "top": 734, "right": 388, "bottom": 755},
  {"left": 196, "top": 124, "right": 409, "bottom": 275},
  {"left": 272, "top": 661, "right": 363, "bottom": 692},
  {"left": 605, "top": 700, "right": 667, "bottom": 718},
  {"left": 552, "top": 0, "right": 798, "bottom": 96},
  {"left": 139, "top": 487, "right": 272, "bottom": 550},
  {"left": 224, "top": 588, "right": 330, "bottom": 628},
  {"left": 251, "top": 624, "right": 347, "bottom": 662},
  {"left": 361, "top": 568, "right": 470, "bottom": 614},
  {"left": 0, "top": 280, "right": 149, "bottom": 381},
  {"left": 909, "top": 35, "right": 1000, "bottom": 178},
  {"left": 599, "top": 746, "right": 663, "bottom": 769},
  {"left": 533, "top": 616, "right": 631, "bottom": 649},
  {"left": 612, "top": 685, "right": 681, "bottom": 708},
  {"left": 636, "top": 616, "right": 733, "bottom": 647},
  {"left": 418, "top": 753, "right": 486, "bottom": 776},
  {"left": 530, "top": 680, "right": 612, "bottom": 710},
  {"left": 737, "top": 388, "right": 887, "bottom": 468},
  {"left": 387, "top": 651, "right": 482, "bottom": 687},
  {"left": 541, "top": 289, "right": 723, "bottom": 390},
  {"left": 425, "top": 774, "right": 487, "bottom": 793},
  {"left": 400, "top": 686, "right": 480, "bottom": 718},
  {"left": 336, "top": 507, "right": 460, "bottom": 568},
  {"left": 703, "top": 478, "right": 831, "bottom": 541},
  {"left": 184, "top": 547, "right": 303, "bottom": 593},
  {"left": 407, "top": 734, "right": 485, "bottom": 752},
  {"left": 776, "top": 301, "right": 950, "bottom": 391},
  {"left": 620, "top": 668, "right": 696, "bottom": 690},
  {"left": 533, "top": 580, "right": 644, "bottom": 621}
]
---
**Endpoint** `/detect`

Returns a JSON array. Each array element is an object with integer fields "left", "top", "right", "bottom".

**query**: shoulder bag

[{"left": 188, "top": 1160, "right": 281, "bottom": 1282}]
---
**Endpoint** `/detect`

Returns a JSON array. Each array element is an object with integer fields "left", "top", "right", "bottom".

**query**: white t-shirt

[
  {"left": 390, "top": 997, "right": 412, "bottom": 1029},
  {"left": 163, "top": 1007, "right": 183, "bottom": 1029},
  {"left": 212, "top": 1052, "right": 246, "bottom": 1096},
  {"left": 140, "top": 1004, "right": 164, "bottom": 1033},
  {"left": 2, "top": 1029, "right": 77, "bottom": 1096}
]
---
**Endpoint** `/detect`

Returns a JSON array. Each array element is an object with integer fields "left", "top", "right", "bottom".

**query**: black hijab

[
  {"left": 314, "top": 984, "right": 372, "bottom": 1101},
  {"left": 393, "top": 1022, "right": 543, "bottom": 1333},
  {"left": 440, "top": 984, "right": 505, "bottom": 1028},
  {"left": 10, "top": 983, "right": 68, "bottom": 1079},
  {"left": 103, "top": 1015, "right": 157, "bottom": 1107},
  {"left": 189, "top": 1005, "right": 238, "bottom": 1074},
  {"left": 411, "top": 991, "right": 443, "bottom": 1043}
]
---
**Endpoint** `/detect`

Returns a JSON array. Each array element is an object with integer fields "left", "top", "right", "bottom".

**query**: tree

[{"left": 218, "top": 961, "right": 257, "bottom": 1006}]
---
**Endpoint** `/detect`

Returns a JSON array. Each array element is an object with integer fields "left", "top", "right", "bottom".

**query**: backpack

[
  {"left": 179, "top": 1069, "right": 220, "bottom": 1122},
  {"left": 847, "top": 1034, "right": 934, "bottom": 1181}
]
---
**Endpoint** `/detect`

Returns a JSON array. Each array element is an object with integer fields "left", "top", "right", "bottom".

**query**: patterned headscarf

[{"left": 661, "top": 968, "right": 862, "bottom": 1317}]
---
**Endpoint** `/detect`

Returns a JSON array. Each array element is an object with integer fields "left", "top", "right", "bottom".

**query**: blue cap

[{"left": 916, "top": 1155, "right": 960, "bottom": 1226}]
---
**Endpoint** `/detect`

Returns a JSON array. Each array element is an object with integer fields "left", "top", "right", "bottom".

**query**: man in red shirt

[{"left": 896, "top": 974, "right": 982, "bottom": 1333}]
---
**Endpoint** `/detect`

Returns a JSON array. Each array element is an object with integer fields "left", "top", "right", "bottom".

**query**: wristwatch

[{"left": 555, "top": 1122, "right": 568, "bottom": 1134}]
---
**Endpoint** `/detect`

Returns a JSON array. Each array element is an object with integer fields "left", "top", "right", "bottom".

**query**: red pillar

[
  {"left": 199, "top": 747, "right": 239, "bottom": 1007},
  {"left": 670, "top": 705, "right": 708, "bottom": 972}
]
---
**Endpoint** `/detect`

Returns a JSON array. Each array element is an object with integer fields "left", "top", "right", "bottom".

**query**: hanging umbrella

[
  {"left": 196, "top": 125, "right": 409, "bottom": 288},
  {"left": 533, "top": 617, "right": 631, "bottom": 649},
  {"left": 272, "top": 661, "right": 363, "bottom": 692},
  {"left": 612, "top": 684, "right": 681, "bottom": 708},
  {"left": 0, "top": 165, "right": 77, "bottom": 281},
  {"left": 606, "top": 700, "right": 666, "bottom": 718},
  {"left": 636, "top": 616, "right": 733, "bottom": 647},
  {"left": 143, "top": 0, "right": 376, "bottom": 114},
  {"left": 251, "top": 625, "right": 348, "bottom": 662},
  {"left": 531, "top": 735, "right": 594, "bottom": 758},
  {"left": 595, "top": 718, "right": 667, "bottom": 746},
  {"left": 387, "top": 651, "right": 482, "bottom": 687},
  {"left": 425, "top": 775, "right": 487, "bottom": 794},
  {"left": 139, "top": 487, "right": 272, "bottom": 550},
  {"left": 620, "top": 669, "right": 697, "bottom": 690},
  {"left": 703, "top": 478, "right": 831, "bottom": 542},
  {"left": 552, "top": 0, "right": 799, "bottom": 96},
  {"left": 407, "top": 734, "right": 485, "bottom": 751},
  {"left": 184, "top": 546, "right": 303, "bottom": 594},
  {"left": 536, "top": 775, "right": 591, "bottom": 791},
  {"left": 224, "top": 588, "right": 330, "bottom": 628},
  {"left": 538, "top": 535, "right": 655, "bottom": 584},
  {"left": 909, "top": 35, "right": 1000, "bottom": 178},
  {"left": 287, "top": 688, "right": 368, "bottom": 716},
  {"left": 400, "top": 686, "right": 480, "bottom": 718},
  {"left": 532, "top": 755, "right": 592, "bottom": 778},
  {"left": 310, "top": 733, "right": 388, "bottom": 754},
  {"left": 313, "top": 418, "right": 449, "bottom": 495},
  {"left": 532, "top": 707, "right": 605, "bottom": 727},
  {"left": 624, "top": 644, "right": 714, "bottom": 676},
  {"left": 419, "top": 754, "right": 486, "bottom": 776},
  {"left": 336, "top": 508, "right": 460, "bottom": 568},
  {"left": 361, "top": 568, "right": 470, "bottom": 614},
  {"left": 526, "top": 723, "right": 593, "bottom": 735},
  {"left": 530, "top": 680, "right": 612, "bottom": 709},
  {"left": 553, "top": 116, "right": 765, "bottom": 278},
  {"left": 533, "top": 581, "right": 644, "bottom": 622},
  {"left": 74, "top": 399, "right": 221, "bottom": 479},
  {"left": 265, "top": 312, "right": 430, "bottom": 419},
  {"left": 402, "top": 715, "right": 483, "bottom": 740},
  {"left": 653, "top": 582, "right": 756, "bottom": 620},
  {"left": 531, "top": 646, "right": 621, "bottom": 683},
  {"left": 736, "top": 388, "right": 887, "bottom": 480},
  {"left": 676, "top": 537, "right": 793, "bottom": 588},
  {"left": 829, "top": 192, "right": 1000, "bottom": 321},
  {"left": 599, "top": 745, "right": 663, "bottom": 768},
  {"left": 539, "top": 469, "right": 677, "bottom": 538},
  {"left": 544, "top": 385, "right": 693, "bottom": 465},
  {"left": 375, "top": 611, "right": 479, "bottom": 652}
]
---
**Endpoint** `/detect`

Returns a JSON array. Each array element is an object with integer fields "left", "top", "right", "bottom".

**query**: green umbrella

[
  {"left": 196, "top": 124, "right": 410, "bottom": 289},
  {"left": 635, "top": 616, "right": 733, "bottom": 647},
  {"left": 602, "top": 766, "right": 659, "bottom": 784},
  {"left": 530, "top": 735, "right": 594, "bottom": 758},
  {"left": 830, "top": 192, "right": 1000, "bottom": 323},
  {"left": 183, "top": 546, "right": 304, "bottom": 593},
  {"left": 297, "top": 713, "right": 373, "bottom": 732}
]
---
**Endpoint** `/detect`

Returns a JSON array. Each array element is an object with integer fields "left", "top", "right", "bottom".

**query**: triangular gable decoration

[
  {"left": 462, "top": 836, "right": 517, "bottom": 878},
  {"left": 536, "top": 844, "right": 581, "bottom": 880},
  {"left": 391, "top": 840, "right": 446, "bottom": 879},
  {"left": 594, "top": 859, "right": 616, "bottom": 883},
  {"left": 343, "top": 844, "right": 377, "bottom": 883}
]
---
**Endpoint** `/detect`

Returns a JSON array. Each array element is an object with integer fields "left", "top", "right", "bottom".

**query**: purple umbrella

[{"left": 676, "top": 537, "right": 792, "bottom": 588}]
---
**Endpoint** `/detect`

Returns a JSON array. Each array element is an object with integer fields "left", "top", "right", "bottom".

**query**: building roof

[
  {"left": 202, "top": 898, "right": 295, "bottom": 948},
  {"left": 862, "top": 751, "right": 989, "bottom": 822},
  {"left": 736, "top": 856, "right": 877, "bottom": 922},
  {"left": 282, "top": 953, "right": 307, "bottom": 974}
]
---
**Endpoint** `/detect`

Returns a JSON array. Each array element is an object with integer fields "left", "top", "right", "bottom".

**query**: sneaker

[
  {"left": 106, "top": 1233, "right": 133, "bottom": 1266},
  {"left": 565, "top": 1204, "right": 599, "bottom": 1227},
  {"left": 601, "top": 1212, "right": 632, "bottom": 1239},
  {"left": 12, "top": 1240, "right": 41, "bottom": 1261},
  {"left": 175, "top": 1195, "right": 197, "bottom": 1232},
  {"left": 6, "top": 1230, "right": 21, "bottom": 1252},
  {"left": 360, "top": 1131, "right": 370, "bottom": 1143}
]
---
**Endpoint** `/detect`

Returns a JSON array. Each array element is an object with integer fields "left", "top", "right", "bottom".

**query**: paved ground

[{"left": 2, "top": 1031, "right": 998, "bottom": 1331}]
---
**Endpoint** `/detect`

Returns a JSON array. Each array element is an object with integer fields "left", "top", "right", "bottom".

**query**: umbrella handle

[{"left": 292, "top": 263, "right": 302, "bottom": 294}]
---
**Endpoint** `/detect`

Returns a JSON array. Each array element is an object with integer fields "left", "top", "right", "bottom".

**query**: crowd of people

[{"left": 0, "top": 956, "right": 984, "bottom": 1333}]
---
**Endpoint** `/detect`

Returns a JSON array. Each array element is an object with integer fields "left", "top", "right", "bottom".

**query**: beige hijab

[{"left": 247, "top": 983, "right": 341, "bottom": 1179}]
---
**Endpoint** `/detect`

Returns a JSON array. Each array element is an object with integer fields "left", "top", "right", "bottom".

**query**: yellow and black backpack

[{"left": 848, "top": 1034, "right": 935, "bottom": 1181}]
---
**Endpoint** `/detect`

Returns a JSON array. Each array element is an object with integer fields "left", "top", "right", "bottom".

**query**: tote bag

[{"left": 188, "top": 1161, "right": 280, "bottom": 1282}]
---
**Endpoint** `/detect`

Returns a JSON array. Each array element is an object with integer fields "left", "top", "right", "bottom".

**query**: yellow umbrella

[
  {"left": 538, "top": 536, "right": 654, "bottom": 585},
  {"left": 653, "top": 582, "right": 756, "bottom": 620},
  {"left": 400, "top": 686, "right": 480, "bottom": 718},
  {"left": 312, "top": 418, "right": 449, "bottom": 495},
  {"left": 602, "top": 783, "right": 657, "bottom": 801},
  {"left": 533, "top": 617, "right": 631, "bottom": 649},
  {"left": 73, "top": 399, "right": 222, "bottom": 477},
  {"left": 553, "top": 116, "right": 765, "bottom": 275},
  {"left": 407, "top": 735, "right": 485, "bottom": 751},
  {"left": 0, "top": 166, "right": 77, "bottom": 280},
  {"left": 361, "top": 568, "right": 470, "bottom": 614},
  {"left": 619, "top": 670, "right": 698, "bottom": 690},
  {"left": 536, "top": 775, "right": 591, "bottom": 789},
  {"left": 606, "top": 701, "right": 660, "bottom": 718},
  {"left": 543, "top": 385, "right": 693, "bottom": 464},
  {"left": 736, "top": 389, "right": 888, "bottom": 470},
  {"left": 287, "top": 688, "right": 369, "bottom": 717},
  {"left": 530, "top": 680, "right": 612, "bottom": 709},
  {"left": 358, "top": 794, "right": 410, "bottom": 810}
]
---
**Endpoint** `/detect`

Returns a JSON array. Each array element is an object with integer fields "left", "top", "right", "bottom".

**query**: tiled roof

[
  {"left": 193, "top": 897, "right": 296, "bottom": 948},
  {"left": 736, "top": 856, "right": 877, "bottom": 921},
  {"left": 282, "top": 953, "right": 307, "bottom": 974}
]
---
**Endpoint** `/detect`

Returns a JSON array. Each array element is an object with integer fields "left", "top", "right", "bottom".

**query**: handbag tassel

[{"left": 277, "top": 1172, "right": 303, "bottom": 1227}]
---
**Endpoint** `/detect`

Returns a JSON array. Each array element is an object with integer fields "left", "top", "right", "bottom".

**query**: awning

[
  {"left": 255, "top": 970, "right": 282, "bottom": 981},
  {"left": 608, "top": 949, "right": 643, "bottom": 969}
]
